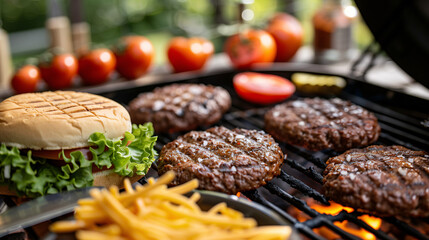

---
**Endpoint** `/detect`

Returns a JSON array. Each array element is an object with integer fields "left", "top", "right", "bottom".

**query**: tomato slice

[
  {"left": 233, "top": 72, "right": 295, "bottom": 104},
  {"left": 30, "top": 148, "right": 92, "bottom": 161},
  {"left": 29, "top": 140, "right": 130, "bottom": 161},
  {"left": 28, "top": 147, "right": 119, "bottom": 174}
]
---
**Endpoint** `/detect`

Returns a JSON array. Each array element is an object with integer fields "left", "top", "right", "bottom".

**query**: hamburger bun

[
  {"left": 0, "top": 91, "right": 152, "bottom": 197},
  {"left": 0, "top": 91, "right": 131, "bottom": 150}
]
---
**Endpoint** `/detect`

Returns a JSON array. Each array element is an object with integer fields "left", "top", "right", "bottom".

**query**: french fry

[
  {"left": 49, "top": 220, "right": 86, "bottom": 233},
  {"left": 51, "top": 171, "right": 291, "bottom": 240}
]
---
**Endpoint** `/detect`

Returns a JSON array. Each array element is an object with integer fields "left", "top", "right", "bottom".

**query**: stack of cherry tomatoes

[
  {"left": 11, "top": 36, "right": 155, "bottom": 94},
  {"left": 11, "top": 13, "right": 303, "bottom": 97}
]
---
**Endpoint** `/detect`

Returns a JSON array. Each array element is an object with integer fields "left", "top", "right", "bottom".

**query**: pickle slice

[{"left": 291, "top": 73, "right": 346, "bottom": 96}]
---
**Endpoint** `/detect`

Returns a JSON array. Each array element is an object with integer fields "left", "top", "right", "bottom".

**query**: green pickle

[{"left": 291, "top": 73, "right": 346, "bottom": 96}]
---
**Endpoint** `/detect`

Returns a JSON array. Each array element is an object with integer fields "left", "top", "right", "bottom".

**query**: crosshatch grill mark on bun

[
  {"left": 0, "top": 91, "right": 131, "bottom": 150},
  {"left": 0, "top": 91, "right": 158, "bottom": 197}
]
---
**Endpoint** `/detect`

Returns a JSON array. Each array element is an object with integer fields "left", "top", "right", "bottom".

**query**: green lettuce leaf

[
  {"left": 0, "top": 123, "right": 157, "bottom": 197},
  {"left": 0, "top": 146, "right": 93, "bottom": 198},
  {"left": 87, "top": 123, "right": 158, "bottom": 176}
]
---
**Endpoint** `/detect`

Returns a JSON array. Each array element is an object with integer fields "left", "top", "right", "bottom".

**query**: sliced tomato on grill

[{"left": 233, "top": 72, "right": 295, "bottom": 104}]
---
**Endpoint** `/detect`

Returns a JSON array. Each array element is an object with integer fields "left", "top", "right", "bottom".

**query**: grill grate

[
  {"left": 98, "top": 69, "right": 429, "bottom": 240},
  {"left": 147, "top": 83, "right": 429, "bottom": 240},
  {"left": 149, "top": 106, "right": 429, "bottom": 240}
]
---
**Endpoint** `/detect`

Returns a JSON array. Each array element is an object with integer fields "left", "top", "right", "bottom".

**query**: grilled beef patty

[
  {"left": 324, "top": 145, "right": 429, "bottom": 217},
  {"left": 128, "top": 84, "right": 231, "bottom": 133},
  {"left": 265, "top": 98, "right": 380, "bottom": 151},
  {"left": 158, "top": 126, "right": 284, "bottom": 194}
]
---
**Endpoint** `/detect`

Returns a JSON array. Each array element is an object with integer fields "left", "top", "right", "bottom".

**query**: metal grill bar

[
  {"left": 278, "top": 171, "right": 329, "bottom": 205},
  {"left": 342, "top": 212, "right": 394, "bottom": 240},
  {"left": 245, "top": 187, "right": 362, "bottom": 240},
  {"left": 284, "top": 145, "right": 327, "bottom": 168},
  {"left": 263, "top": 182, "right": 387, "bottom": 240},
  {"left": 378, "top": 132, "right": 424, "bottom": 150},
  {"left": 283, "top": 158, "right": 323, "bottom": 184},
  {"left": 305, "top": 213, "right": 362, "bottom": 240},
  {"left": 243, "top": 189, "right": 324, "bottom": 240},
  {"left": 375, "top": 114, "right": 427, "bottom": 135},
  {"left": 382, "top": 217, "right": 429, "bottom": 240},
  {"left": 263, "top": 182, "right": 319, "bottom": 218},
  {"left": 377, "top": 123, "right": 428, "bottom": 149},
  {"left": 340, "top": 92, "right": 426, "bottom": 127}
]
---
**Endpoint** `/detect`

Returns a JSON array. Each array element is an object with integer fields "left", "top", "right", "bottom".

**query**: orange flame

[
  {"left": 307, "top": 201, "right": 382, "bottom": 240},
  {"left": 236, "top": 192, "right": 251, "bottom": 201}
]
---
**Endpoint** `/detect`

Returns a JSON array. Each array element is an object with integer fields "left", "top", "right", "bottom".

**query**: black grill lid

[{"left": 355, "top": 0, "right": 429, "bottom": 89}]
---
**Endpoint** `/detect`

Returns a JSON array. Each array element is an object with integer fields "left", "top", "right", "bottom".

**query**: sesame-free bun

[
  {"left": 0, "top": 169, "right": 142, "bottom": 196},
  {"left": 0, "top": 91, "right": 131, "bottom": 150}
]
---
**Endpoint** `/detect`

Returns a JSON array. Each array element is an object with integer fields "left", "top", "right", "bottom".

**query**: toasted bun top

[{"left": 0, "top": 91, "right": 131, "bottom": 150}]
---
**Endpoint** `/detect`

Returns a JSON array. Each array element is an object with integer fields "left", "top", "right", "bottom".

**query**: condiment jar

[{"left": 312, "top": 0, "right": 357, "bottom": 64}]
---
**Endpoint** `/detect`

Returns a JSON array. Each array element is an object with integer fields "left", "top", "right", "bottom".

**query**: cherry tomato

[
  {"left": 114, "top": 36, "right": 155, "bottom": 79},
  {"left": 39, "top": 54, "right": 78, "bottom": 90},
  {"left": 167, "top": 37, "right": 214, "bottom": 73},
  {"left": 233, "top": 72, "right": 295, "bottom": 104},
  {"left": 79, "top": 48, "right": 116, "bottom": 85},
  {"left": 224, "top": 29, "right": 276, "bottom": 69},
  {"left": 11, "top": 65, "right": 41, "bottom": 94},
  {"left": 266, "top": 13, "right": 303, "bottom": 62}
]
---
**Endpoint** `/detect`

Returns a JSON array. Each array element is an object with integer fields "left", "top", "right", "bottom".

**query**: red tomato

[
  {"left": 39, "top": 54, "right": 78, "bottom": 90},
  {"left": 224, "top": 29, "right": 276, "bottom": 69},
  {"left": 266, "top": 13, "right": 303, "bottom": 62},
  {"left": 79, "top": 48, "right": 116, "bottom": 85},
  {"left": 233, "top": 72, "right": 295, "bottom": 104},
  {"left": 114, "top": 36, "right": 155, "bottom": 79},
  {"left": 167, "top": 37, "right": 214, "bottom": 73},
  {"left": 11, "top": 65, "right": 41, "bottom": 94},
  {"left": 30, "top": 140, "right": 130, "bottom": 161},
  {"left": 31, "top": 148, "right": 92, "bottom": 161}
]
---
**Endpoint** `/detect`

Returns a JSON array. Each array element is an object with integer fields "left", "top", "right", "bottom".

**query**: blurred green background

[{"left": 0, "top": 0, "right": 373, "bottom": 66}]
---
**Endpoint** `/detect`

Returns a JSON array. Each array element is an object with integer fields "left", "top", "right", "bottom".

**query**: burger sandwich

[{"left": 0, "top": 91, "right": 157, "bottom": 197}]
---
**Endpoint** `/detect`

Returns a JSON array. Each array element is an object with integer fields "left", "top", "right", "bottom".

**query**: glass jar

[{"left": 312, "top": 0, "right": 357, "bottom": 64}]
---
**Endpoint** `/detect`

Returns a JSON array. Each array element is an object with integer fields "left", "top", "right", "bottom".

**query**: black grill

[{"left": 83, "top": 68, "right": 429, "bottom": 239}]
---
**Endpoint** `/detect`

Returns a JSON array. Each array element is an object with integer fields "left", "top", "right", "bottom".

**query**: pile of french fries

[{"left": 50, "top": 171, "right": 291, "bottom": 240}]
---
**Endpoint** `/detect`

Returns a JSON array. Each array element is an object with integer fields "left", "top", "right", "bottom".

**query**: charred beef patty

[
  {"left": 158, "top": 126, "right": 284, "bottom": 194},
  {"left": 265, "top": 98, "right": 380, "bottom": 151},
  {"left": 324, "top": 145, "right": 429, "bottom": 217},
  {"left": 128, "top": 84, "right": 231, "bottom": 133}
]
